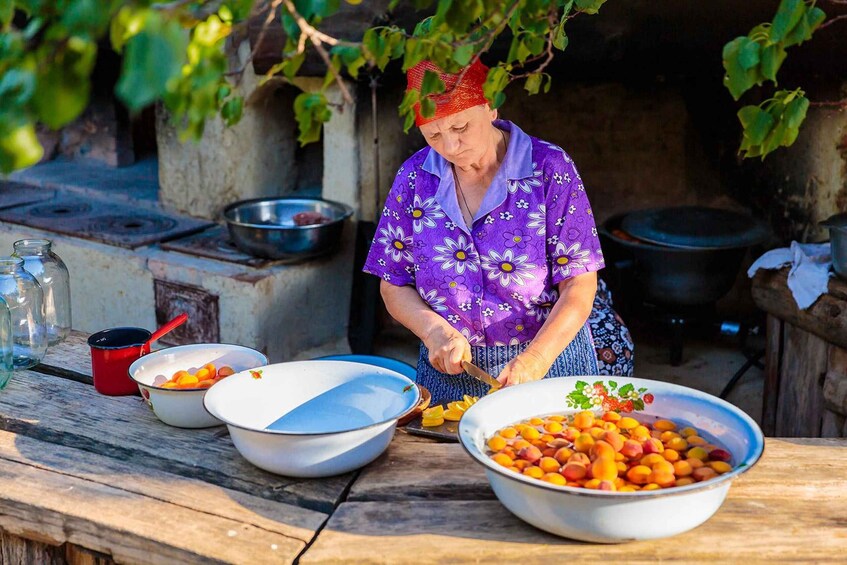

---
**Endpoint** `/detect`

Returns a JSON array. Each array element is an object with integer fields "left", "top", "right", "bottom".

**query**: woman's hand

[
  {"left": 497, "top": 348, "right": 551, "bottom": 387},
  {"left": 423, "top": 323, "right": 471, "bottom": 375}
]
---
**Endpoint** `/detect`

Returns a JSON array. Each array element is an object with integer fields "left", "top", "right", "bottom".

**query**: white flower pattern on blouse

[
  {"left": 407, "top": 194, "right": 445, "bottom": 234},
  {"left": 419, "top": 288, "right": 447, "bottom": 312},
  {"left": 433, "top": 234, "right": 480, "bottom": 274},
  {"left": 526, "top": 289, "right": 559, "bottom": 322},
  {"left": 481, "top": 248, "right": 537, "bottom": 287},
  {"left": 377, "top": 223, "right": 414, "bottom": 263},
  {"left": 551, "top": 241, "right": 591, "bottom": 278}
]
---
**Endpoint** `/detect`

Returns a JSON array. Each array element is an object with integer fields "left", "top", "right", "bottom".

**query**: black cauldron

[{"left": 599, "top": 207, "right": 769, "bottom": 307}]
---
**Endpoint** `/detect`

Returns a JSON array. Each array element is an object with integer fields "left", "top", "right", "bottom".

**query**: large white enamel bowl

[
  {"left": 129, "top": 344, "right": 268, "bottom": 428},
  {"left": 458, "top": 377, "right": 764, "bottom": 543},
  {"left": 202, "top": 360, "right": 421, "bottom": 478}
]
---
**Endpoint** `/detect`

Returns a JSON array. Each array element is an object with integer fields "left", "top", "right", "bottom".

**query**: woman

[{"left": 364, "top": 59, "right": 633, "bottom": 403}]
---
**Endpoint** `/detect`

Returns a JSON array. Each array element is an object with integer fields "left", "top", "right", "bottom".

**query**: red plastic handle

[{"left": 143, "top": 313, "right": 188, "bottom": 352}]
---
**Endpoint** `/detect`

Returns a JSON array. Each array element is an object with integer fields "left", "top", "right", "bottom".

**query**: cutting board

[{"left": 404, "top": 414, "right": 459, "bottom": 442}]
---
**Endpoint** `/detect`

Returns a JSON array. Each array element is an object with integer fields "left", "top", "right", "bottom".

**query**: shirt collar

[{"left": 422, "top": 120, "right": 535, "bottom": 231}]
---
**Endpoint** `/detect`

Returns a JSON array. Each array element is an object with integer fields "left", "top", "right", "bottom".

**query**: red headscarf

[{"left": 406, "top": 59, "right": 490, "bottom": 126}]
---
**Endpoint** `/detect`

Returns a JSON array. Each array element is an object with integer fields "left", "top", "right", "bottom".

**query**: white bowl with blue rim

[
  {"left": 458, "top": 377, "right": 764, "bottom": 543},
  {"left": 203, "top": 360, "right": 421, "bottom": 477}
]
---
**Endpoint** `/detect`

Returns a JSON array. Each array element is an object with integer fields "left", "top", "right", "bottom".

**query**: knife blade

[{"left": 461, "top": 360, "right": 502, "bottom": 391}]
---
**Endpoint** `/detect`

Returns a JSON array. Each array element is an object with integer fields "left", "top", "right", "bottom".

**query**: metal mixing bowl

[{"left": 223, "top": 197, "right": 353, "bottom": 261}]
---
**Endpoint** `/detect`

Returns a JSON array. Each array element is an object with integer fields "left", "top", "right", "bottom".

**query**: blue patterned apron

[{"left": 417, "top": 323, "right": 600, "bottom": 404}]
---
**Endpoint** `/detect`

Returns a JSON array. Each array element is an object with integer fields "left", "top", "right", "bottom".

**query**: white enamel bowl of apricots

[
  {"left": 129, "top": 344, "right": 268, "bottom": 428},
  {"left": 458, "top": 377, "right": 764, "bottom": 543}
]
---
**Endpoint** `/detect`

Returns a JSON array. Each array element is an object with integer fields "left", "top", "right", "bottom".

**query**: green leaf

[
  {"left": 294, "top": 0, "right": 341, "bottom": 20},
  {"left": 62, "top": 0, "right": 114, "bottom": 38},
  {"left": 609, "top": 381, "right": 618, "bottom": 389},
  {"left": 524, "top": 73, "right": 542, "bottom": 95},
  {"left": 633, "top": 398, "right": 644, "bottom": 411},
  {"left": 760, "top": 43, "right": 786, "bottom": 82},
  {"left": 770, "top": 0, "right": 805, "bottom": 43},
  {"left": 574, "top": 0, "right": 606, "bottom": 15},
  {"left": 452, "top": 44, "right": 474, "bottom": 66},
  {"left": 806, "top": 7, "right": 827, "bottom": 33},
  {"left": 220, "top": 96, "right": 243, "bottom": 126},
  {"left": 722, "top": 36, "right": 762, "bottom": 100},
  {"left": 737, "top": 37, "right": 761, "bottom": 70},
  {"left": 293, "top": 91, "right": 330, "bottom": 145},
  {"left": 574, "top": 380, "right": 589, "bottom": 389},
  {"left": 553, "top": 23, "right": 568, "bottom": 51},
  {"left": 738, "top": 105, "right": 774, "bottom": 145},
  {"left": 33, "top": 38, "right": 97, "bottom": 128},
  {"left": 116, "top": 17, "right": 188, "bottom": 113},
  {"left": 783, "top": 95, "right": 809, "bottom": 129},
  {"left": 420, "top": 97, "right": 436, "bottom": 119},
  {"left": 0, "top": 122, "right": 43, "bottom": 173},
  {"left": 0, "top": 65, "right": 36, "bottom": 106},
  {"left": 420, "top": 69, "right": 445, "bottom": 97},
  {"left": 0, "top": 0, "right": 13, "bottom": 27},
  {"left": 618, "top": 383, "right": 634, "bottom": 395},
  {"left": 492, "top": 91, "right": 506, "bottom": 109},
  {"left": 580, "top": 400, "right": 591, "bottom": 409}
]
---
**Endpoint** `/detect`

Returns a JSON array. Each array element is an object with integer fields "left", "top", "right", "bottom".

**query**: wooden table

[{"left": 0, "top": 331, "right": 844, "bottom": 563}]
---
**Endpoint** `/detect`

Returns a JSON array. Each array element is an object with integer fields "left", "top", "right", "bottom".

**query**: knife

[{"left": 461, "top": 360, "right": 502, "bottom": 392}]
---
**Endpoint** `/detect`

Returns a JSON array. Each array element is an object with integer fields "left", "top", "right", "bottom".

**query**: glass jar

[
  {"left": 0, "top": 296, "right": 12, "bottom": 390},
  {"left": 13, "top": 239, "right": 71, "bottom": 345},
  {"left": 0, "top": 257, "right": 47, "bottom": 369}
]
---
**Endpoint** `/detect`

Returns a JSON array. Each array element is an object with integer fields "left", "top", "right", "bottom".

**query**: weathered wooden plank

[
  {"left": 823, "top": 345, "right": 847, "bottom": 417},
  {"left": 0, "top": 371, "right": 355, "bottom": 514},
  {"left": 774, "top": 323, "right": 827, "bottom": 437},
  {"left": 0, "top": 430, "right": 326, "bottom": 544},
  {"left": 0, "top": 450, "right": 309, "bottom": 565},
  {"left": 0, "top": 529, "right": 64, "bottom": 565},
  {"left": 303, "top": 439, "right": 847, "bottom": 564},
  {"left": 35, "top": 330, "right": 93, "bottom": 383},
  {"left": 761, "top": 314, "right": 783, "bottom": 436},
  {"left": 752, "top": 269, "right": 847, "bottom": 350},
  {"left": 349, "top": 432, "right": 493, "bottom": 502}
]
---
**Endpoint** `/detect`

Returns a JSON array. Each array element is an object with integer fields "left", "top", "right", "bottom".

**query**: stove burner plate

[
  {"left": 0, "top": 195, "right": 213, "bottom": 248},
  {"left": 160, "top": 226, "right": 274, "bottom": 267},
  {"left": 0, "top": 182, "right": 54, "bottom": 210}
]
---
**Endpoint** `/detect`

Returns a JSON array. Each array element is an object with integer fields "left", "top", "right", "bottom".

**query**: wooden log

[
  {"left": 774, "top": 322, "right": 827, "bottom": 437},
  {"left": 751, "top": 269, "right": 847, "bottom": 350},
  {"left": 303, "top": 439, "right": 847, "bottom": 564},
  {"left": 349, "top": 433, "right": 493, "bottom": 502},
  {"left": 761, "top": 314, "right": 783, "bottom": 436},
  {"left": 821, "top": 410, "right": 846, "bottom": 438},
  {"left": 0, "top": 371, "right": 354, "bottom": 514},
  {"left": 0, "top": 529, "right": 64, "bottom": 565},
  {"left": 823, "top": 346, "right": 847, "bottom": 416},
  {"left": 35, "top": 330, "right": 93, "bottom": 383}
]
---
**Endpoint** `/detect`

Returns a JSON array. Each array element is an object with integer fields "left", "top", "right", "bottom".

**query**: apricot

[
  {"left": 617, "top": 416, "right": 639, "bottom": 430},
  {"left": 499, "top": 427, "right": 518, "bottom": 439},
  {"left": 660, "top": 431, "right": 681, "bottom": 442},
  {"left": 590, "top": 440, "right": 616, "bottom": 461},
  {"left": 620, "top": 439, "right": 643, "bottom": 459},
  {"left": 598, "top": 480, "right": 616, "bottom": 492},
  {"left": 196, "top": 379, "right": 215, "bottom": 388},
  {"left": 626, "top": 465, "right": 652, "bottom": 485},
  {"left": 602, "top": 430, "right": 625, "bottom": 452},
  {"left": 692, "top": 467, "right": 718, "bottom": 482},
  {"left": 687, "top": 447, "right": 709, "bottom": 461},
  {"left": 512, "top": 439, "right": 532, "bottom": 451},
  {"left": 709, "top": 461, "right": 732, "bottom": 474},
  {"left": 680, "top": 426, "right": 698, "bottom": 437},
  {"left": 567, "top": 452, "right": 590, "bottom": 466},
  {"left": 217, "top": 366, "right": 235, "bottom": 377},
  {"left": 675, "top": 477, "right": 696, "bottom": 487},
  {"left": 648, "top": 471, "right": 675, "bottom": 488},
  {"left": 539, "top": 457, "right": 561, "bottom": 473},
  {"left": 643, "top": 438, "right": 665, "bottom": 455},
  {"left": 544, "top": 421, "right": 563, "bottom": 433},
  {"left": 520, "top": 426, "right": 541, "bottom": 441},
  {"left": 194, "top": 368, "right": 211, "bottom": 381},
  {"left": 588, "top": 427, "right": 607, "bottom": 440},
  {"left": 562, "top": 426, "right": 581, "bottom": 442},
  {"left": 513, "top": 460, "right": 531, "bottom": 471},
  {"left": 553, "top": 447, "right": 574, "bottom": 465},
  {"left": 662, "top": 448, "right": 680, "bottom": 463},
  {"left": 651, "top": 460, "right": 675, "bottom": 476},
  {"left": 686, "top": 457, "right": 704, "bottom": 469},
  {"left": 687, "top": 435, "right": 707, "bottom": 446},
  {"left": 541, "top": 473, "right": 566, "bottom": 486},
  {"left": 709, "top": 448, "right": 732, "bottom": 463},
  {"left": 518, "top": 445, "right": 542, "bottom": 463},
  {"left": 641, "top": 483, "right": 661, "bottom": 491},
  {"left": 491, "top": 453, "right": 513, "bottom": 467},
  {"left": 177, "top": 374, "right": 199, "bottom": 387},
  {"left": 562, "top": 462, "right": 587, "bottom": 481},
  {"left": 673, "top": 460, "right": 693, "bottom": 477},
  {"left": 574, "top": 433, "right": 595, "bottom": 453},
  {"left": 631, "top": 425, "right": 652, "bottom": 440},
  {"left": 547, "top": 415, "right": 566, "bottom": 422},
  {"left": 602, "top": 411, "right": 622, "bottom": 422},
  {"left": 487, "top": 435, "right": 508, "bottom": 452},
  {"left": 529, "top": 417, "right": 544, "bottom": 426},
  {"left": 653, "top": 419, "right": 676, "bottom": 432},
  {"left": 583, "top": 478, "right": 601, "bottom": 489},
  {"left": 640, "top": 454, "right": 665, "bottom": 467},
  {"left": 523, "top": 466, "right": 544, "bottom": 479},
  {"left": 591, "top": 458, "right": 618, "bottom": 482},
  {"left": 666, "top": 437, "right": 689, "bottom": 452},
  {"left": 572, "top": 410, "right": 595, "bottom": 430}
]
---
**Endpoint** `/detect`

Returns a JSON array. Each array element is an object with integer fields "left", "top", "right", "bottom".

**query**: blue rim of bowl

[
  {"left": 201, "top": 361, "right": 422, "bottom": 436},
  {"left": 457, "top": 378, "right": 765, "bottom": 499},
  {"left": 222, "top": 197, "right": 354, "bottom": 230},
  {"left": 127, "top": 343, "right": 269, "bottom": 392}
]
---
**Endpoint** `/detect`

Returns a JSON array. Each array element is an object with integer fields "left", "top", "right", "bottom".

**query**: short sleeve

[
  {"left": 362, "top": 163, "right": 417, "bottom": 287},
  {"left": 544, "top": 148, "right": 605, "bottom": 285}
]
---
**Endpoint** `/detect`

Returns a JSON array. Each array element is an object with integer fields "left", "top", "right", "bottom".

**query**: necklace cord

[{"left": 452, "top": 127, "right": 507, "bottom": 227}]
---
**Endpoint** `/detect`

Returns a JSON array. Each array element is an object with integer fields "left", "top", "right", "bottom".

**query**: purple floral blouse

[{"left": 363, "top": 120, "right": 605, "bottom": 347}]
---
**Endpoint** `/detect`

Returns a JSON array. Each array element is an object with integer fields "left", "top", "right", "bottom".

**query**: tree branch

[
  {"left": 280, "top": 0, "right": 354, "bottom": 105},
  {"left": 820, "top": 13, "right": 847, "bottom": 29},
  {"left": 510, "top": 8, "right": 558, "bottom": 80}
]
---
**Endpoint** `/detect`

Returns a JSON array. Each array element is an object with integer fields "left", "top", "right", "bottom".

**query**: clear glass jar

[
  {"left": 13, "top": 239, "right": 71, "bottom": 345},
  {"left": 0, "top": 296, "right": 13, "bottom": 390},
  {"left": 0, "top": 257, "right": 47, "bottom": 369}
]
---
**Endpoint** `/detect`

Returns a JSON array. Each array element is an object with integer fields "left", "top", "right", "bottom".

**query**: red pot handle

[{"left": 143, "top": 313, "right": 188, "bottom": 353}]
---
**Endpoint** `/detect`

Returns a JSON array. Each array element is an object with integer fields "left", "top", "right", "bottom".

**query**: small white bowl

[
  {"left": 458, "top": 377, "right": 764, "bottom": 543},
  {"left": 129, "top": 343, "right": 268, "bottom": 428},
  {"left": 203, "top": 360, "right": 420, "bottom": 478}
]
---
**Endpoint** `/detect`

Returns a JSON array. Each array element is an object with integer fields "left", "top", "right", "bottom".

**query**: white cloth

[{"left": 747, "top": 242, "right": 832, "bottom": 310}]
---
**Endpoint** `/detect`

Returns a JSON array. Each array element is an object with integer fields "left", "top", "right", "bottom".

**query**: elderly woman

[{"left": 364, "top": 59, "right": 633, "bottom": 403}]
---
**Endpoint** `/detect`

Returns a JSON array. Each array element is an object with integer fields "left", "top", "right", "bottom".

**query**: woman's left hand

[{"left": 496, "top": 348, "right": 551, "bottom": 388}]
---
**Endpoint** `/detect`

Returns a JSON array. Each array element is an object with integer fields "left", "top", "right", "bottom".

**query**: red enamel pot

[{"left": 88, "top": 314, "right": 188, "bottom": 396}]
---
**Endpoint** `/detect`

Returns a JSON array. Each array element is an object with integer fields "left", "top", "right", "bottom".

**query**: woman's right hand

[{"left": 423, "top": 323, "right": 471, "bottom": 375}]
